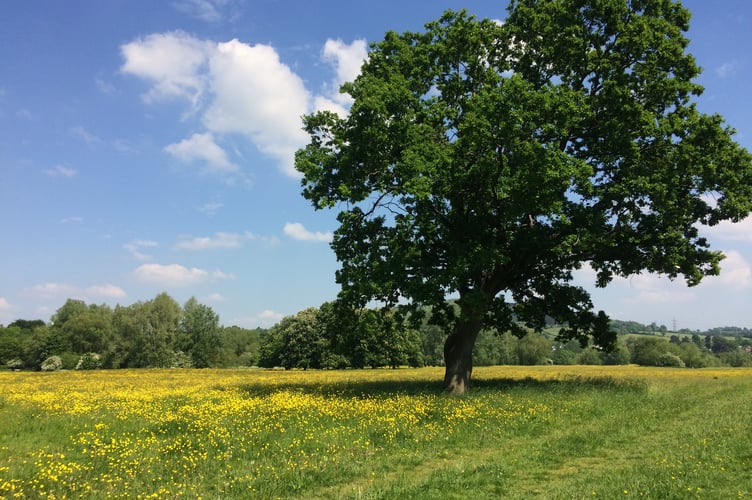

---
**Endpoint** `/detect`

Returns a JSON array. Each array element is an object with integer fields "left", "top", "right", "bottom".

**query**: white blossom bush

[
  {"left": 6, "top": 358, "right": 23, "bottom": 370},
  {"left": 75, "top": 352, "right": 102, "bottom": 370},
  {"left": 41, "top": 356, "right": 63, "bottom": 371}
]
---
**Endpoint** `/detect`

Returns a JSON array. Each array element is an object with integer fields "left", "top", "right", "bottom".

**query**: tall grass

[{"left": 1, "top": 366, "right": 750, "bottom": 498}]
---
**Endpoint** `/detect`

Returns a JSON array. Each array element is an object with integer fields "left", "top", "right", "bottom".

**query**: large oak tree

[{"left": 295, "top": 1, "right": 752, "bottom": 394}]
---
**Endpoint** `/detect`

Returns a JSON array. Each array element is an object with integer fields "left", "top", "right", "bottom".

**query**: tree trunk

[{"left": 443, "top": 319, "right": 483, "bottom": 395}]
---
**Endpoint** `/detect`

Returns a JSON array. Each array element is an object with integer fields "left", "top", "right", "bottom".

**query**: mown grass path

[{"left": 1, "top": 366, "right": 750, "bottom": 498}]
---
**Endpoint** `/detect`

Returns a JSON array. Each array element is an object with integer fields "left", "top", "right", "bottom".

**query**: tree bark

[{"left": 443, "top": 319, "right": 483, "bottom": 395}]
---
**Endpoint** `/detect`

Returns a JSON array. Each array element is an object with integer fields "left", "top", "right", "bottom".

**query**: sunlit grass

[{"left": 1, "top": 366, "right": 750, "bottom": 498}]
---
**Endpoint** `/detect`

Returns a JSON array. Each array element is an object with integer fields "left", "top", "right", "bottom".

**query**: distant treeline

[
  {"left": 609, "top": 319, "right": 752, "bottom": 338},
  {"left": 2, "top": 295, "right": 751, "bottom": 371}
]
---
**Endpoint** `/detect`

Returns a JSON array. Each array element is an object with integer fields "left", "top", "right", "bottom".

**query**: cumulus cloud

[
  {"left": 175, "top": 231, "right": 276, "bottom": 250},
  {"left": 621, "top": 274, "right": 696, "bottom": 304},
  {"left": 133, "top": 263, "right": 209, "bottom": 286},
  {"left": 231, "top": 309, "right": 284, "bottom": 328},
  {"left": 121, "top": 32, "right": 369, "bottom": 177},
  {"left": 283, "top": 222, "right": 333, "bottom": 242},
  {"left": 121, "top": 31, "right": 213, "bottom": 108},
  {"left": 27, "top": 283, "right": 77, "bottom": 298},
  {"left": 25, "top": 282, "right": 127, "bottom": 301},
  {"left": 0, "top": 297, "right": 11, "bottom": 310},
  {"left": 573, "top": 263, "right": 696, "bottom": 304},
  {"left": 85, "top": 284, "right": 128, "bottom": 299},
  {"left": 321, "top": 38, "right": 367, "bottom": 105},
  {"left": 701, "top": 216, "right": 752, "bottom": 242},
  {"left": 133, "top": 263, "right": 233, "bottom": 286},
  {"left": 203, "top": 40, "right": 311, "bottom": 176},
  {"left": 164, "top": 132, "right": 238, "bottom": 172},
  {"left": 175, "top": 231, "right": 250, "bottom": 250},
  {"left": 707, "top": 250, "right": 752, "bottom": 288}
]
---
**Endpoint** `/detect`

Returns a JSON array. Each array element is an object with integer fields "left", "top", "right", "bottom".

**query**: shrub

[
  {"left": 576, "top": 348, "right": 603, "bottom": 365},
  {"left": 75, "top": 352, "right": 102, "bottom": 370},
  {"left": 237, "top": 351, "right": 258, "bottom": 367},
  {"left": 6, "top": 358, "right": 23, "bottom": 370},
  {"left": 41, "top": 355, "right": 64, "bottom": 371},
  {"left": 656, "top": 352, "right": 686, "bottom": 368},
  {"left": 59, "top": 352, "right": 80, "bottom": 370},
  {"left": 169, "top": 350, "right": 194, "bottom": 368}
]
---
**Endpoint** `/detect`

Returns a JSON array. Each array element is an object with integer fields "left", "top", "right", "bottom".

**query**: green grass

[{"left": 0, "top": 366, "right": 750, "bottom": 498}]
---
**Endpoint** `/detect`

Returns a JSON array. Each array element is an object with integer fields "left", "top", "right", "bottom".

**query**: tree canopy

[{"left": 295, "top": 1, "right": 752, "bottom": 393}]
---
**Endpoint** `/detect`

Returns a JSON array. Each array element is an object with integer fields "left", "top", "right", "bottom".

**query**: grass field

[{"left": 1, "top": 366, "right": 750, "bottom": 499}]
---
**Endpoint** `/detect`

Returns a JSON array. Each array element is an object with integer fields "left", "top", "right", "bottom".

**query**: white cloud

[
  {"left": 133, "top": 263, "right": 210, "bottom": 286},
  {"left": 25, "top": 283, "right": 126, "bottom": 301},
  {"left": 198, "top": 201, "right": 223, "bottom": 216},
  {"left": 124, "top": 239, "right": 159, "bottom": 261},
  {"left": 204, "top": 292, "right": 225, "bottom": 302},
  {"left": 44, "top": 165, "right": 77, "bottom": 177},
  {"left": 231, "top": 309, "right": 284, "bottom": 328},
  {"left": 321, "top": 38, "right": 368, "bottom": 106},
  {"left": 574, "top": 263, "right": 696, "bottom": 304},
  {"left": 175, "top": 231, "right": 251, "bottom": 250},
  {"left": 258, "top": 309, "right": 284, "bottom": 325},
  {"left": 122, "top": 32, "right": 369, "bottom": 177},
  {"left": 164, "top": 132, "right": 238, "bottom": 172},
  {"left": 706, "top": 250, "right": 752, "bottom": 288},
  {"left": 175, "top": 231, "right": 280, "bottom": 250},
  {"left": 84, "top": 284, "right": 128, "bottom": 299},
  {"left": 71, "top": 126, "right": 103, "bottom": 146},
  {"left": 212, "top": 269, "right": 236, "bottom": 280},
  {"left": 120, "top": 31, "right": 213, "bottom": 108},
  {"left": 27, "top": 283, "right": 77, "bottom": 298},
  {"left": 133, "top": 263, "right": 234, "bottom": 286},
  {"left": 283, "top": 222, "right": 333, "bottom": 242},
  {"left": 621, "top": 273, "right": 696, "bottom": 304},
  {"left": 0, "top": 297, "right": 11, "bottom": 310},
  {"left": 203, "top": 39, "right": 311, "bottom": 176},
  {"left": 312, "top": 95, "right": 348, "bottom": 118},
  {"left": 701, "top": 216, "right": 752, "bottom": 242},
  {"left": 715, "top": 61, "right": 738, "bottom": 79}
]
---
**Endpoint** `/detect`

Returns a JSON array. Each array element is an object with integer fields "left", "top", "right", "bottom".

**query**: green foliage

[
  {"left": 0, "top": 327, "right": 23, "bottom": 365},
  {"left": 258, "top": 303, "right": 424, "bottom": 370},
  {"left": 296, "top": 2, "right": 752, "bottom": 383},
  {"left": 656, "top": 352, "right": 686, "bottom": 368},
  {"left": 218, "top": 326, "right": 261, "bottom": 367},
  {"left": 75, "top": 352, "right": 102, "bottom": 370},
  {"left": 576, "top": 348, "right": 604, "bottom": 365},
  {"left": 179, "top": 297, "right": 221, "bottom": 368},
  {"left": 2, "top": 291, "right": 744, "bottom": 372},
  {"left": 168, "top": 350, "right": 194, "bottom": 368}
]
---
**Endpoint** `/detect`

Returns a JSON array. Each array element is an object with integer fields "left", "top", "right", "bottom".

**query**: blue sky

[{"left": 1, "top": 0, "right": 750, "bottom": 330}]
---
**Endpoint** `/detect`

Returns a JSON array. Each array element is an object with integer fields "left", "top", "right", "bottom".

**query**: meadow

[{"left": 1, "top": 366, "right": 750, "bottom": 499}]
